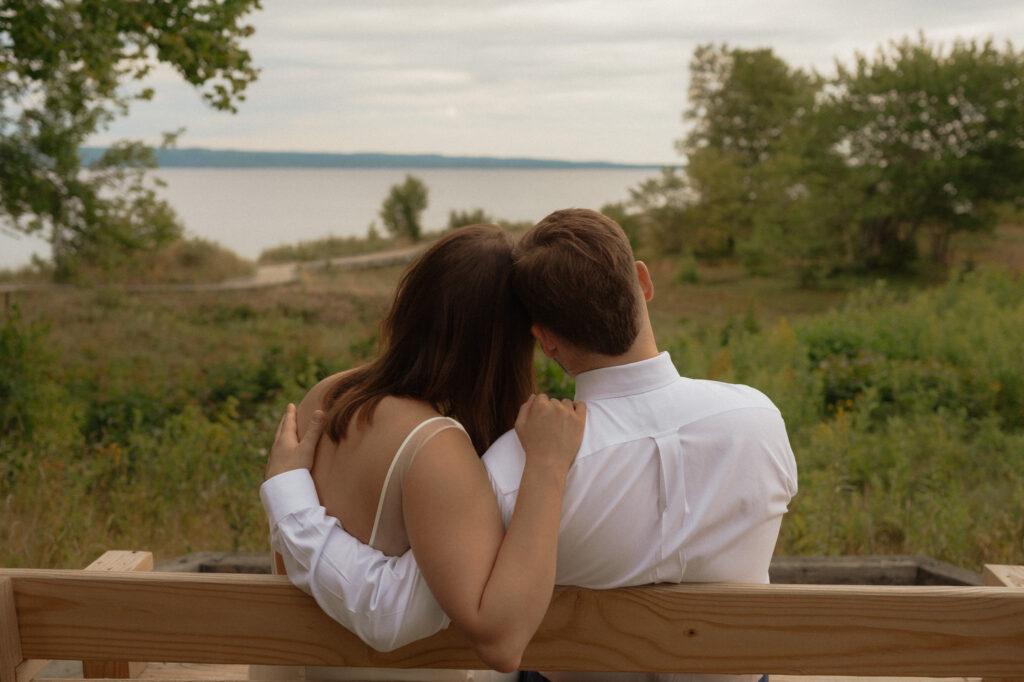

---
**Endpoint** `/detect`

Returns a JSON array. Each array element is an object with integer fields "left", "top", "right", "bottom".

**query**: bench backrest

[{"left": 2, "top": 561, "right": 1023, "bottom": 679}]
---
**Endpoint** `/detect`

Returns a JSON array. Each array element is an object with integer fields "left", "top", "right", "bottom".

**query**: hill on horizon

[{"left": 79, "top": 147, "right": 663, "bottom": 170}]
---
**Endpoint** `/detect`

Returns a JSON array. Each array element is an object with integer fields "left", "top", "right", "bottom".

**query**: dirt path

[{"left": 0, "top": 244, "right": 428, "bottom": 294}]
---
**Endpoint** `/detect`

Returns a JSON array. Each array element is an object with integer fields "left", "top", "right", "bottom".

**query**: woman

[{"left": 264, "top": 224, "right": 586, "bottom": 679}]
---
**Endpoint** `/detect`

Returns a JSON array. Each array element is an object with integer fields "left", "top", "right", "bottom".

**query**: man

[{"left": 261, "top": 209, "right": 798, "bottom": 681}]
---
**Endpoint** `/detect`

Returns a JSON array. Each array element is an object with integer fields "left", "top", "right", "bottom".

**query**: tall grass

[
  {"left": 259, "top": 233, "right": 399, "bottom": 264},
  {"left": 1, "top": 265, "right": 1021, "bottom": 571},
  {"left": 693, "top": 270, "right": 1024, "bottom": 567}
]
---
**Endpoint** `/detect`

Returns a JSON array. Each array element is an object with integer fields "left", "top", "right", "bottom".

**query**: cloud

[{"left": 90, "top": 0, "right": 1024, "bottom": 164}]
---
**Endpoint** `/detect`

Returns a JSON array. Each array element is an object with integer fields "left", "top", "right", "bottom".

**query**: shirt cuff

[{"left": 260, "top": 468, "right": 322, "bottom": 523}]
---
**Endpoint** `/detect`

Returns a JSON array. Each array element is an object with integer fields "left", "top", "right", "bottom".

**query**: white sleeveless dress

[{"left": 251, "top": 416, "right": 518, "bottom": 682}]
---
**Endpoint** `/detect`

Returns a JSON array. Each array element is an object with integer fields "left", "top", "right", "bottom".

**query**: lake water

[{"left": 0, "top": 168, "right": 658, "bottom": 268}]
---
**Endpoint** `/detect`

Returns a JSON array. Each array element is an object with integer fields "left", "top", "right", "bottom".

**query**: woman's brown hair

[{"left": 322, "top": 224, "right": 535, "bottom": 454}]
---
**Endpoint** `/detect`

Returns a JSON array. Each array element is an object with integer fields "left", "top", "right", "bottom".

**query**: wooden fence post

[
  {"left": 0, "top": 578, "right": 22, "bottom": 682},
  {"left": 81, "top": 551, "right": 153, "bottom": 680},
  {"left": 982, "top": 564, "right": 1024, "bottom": 682}
]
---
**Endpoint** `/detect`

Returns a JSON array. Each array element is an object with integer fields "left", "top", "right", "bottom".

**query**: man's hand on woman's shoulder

[{"left": 265, "top": 403, "right": 325, "bottom": 480}]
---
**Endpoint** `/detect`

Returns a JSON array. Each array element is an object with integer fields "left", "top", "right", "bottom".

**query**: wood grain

[
  {"left": 980, "top": 569, "right": 1024, "bottom": 682},
  {"left": 1, "top": 579, "right": 22, "bottom": 682},
  {"left": 82, "top": 551, "right": 153, "bottom": 680},
  {"left": 984, "top": 565, "right": 1024, "bottom": 589},
  {"left": 84, "top": 552, "right": 154, "bottom": 574},
  {"left": 13, "top": 659, "right": 48, "bottom": 682},
  {"left": 1, "top": 569, "right": 1022, "bottom": 676}
]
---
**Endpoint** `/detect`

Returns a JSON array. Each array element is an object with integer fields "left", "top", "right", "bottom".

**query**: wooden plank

[
  {"left": 13, "top": 659, "right": 48, "bottom": 682},
  {"left": 83, "top": 661, "right": 148, "bottom": 680},
  {"left": 137, "top": 662, "right": 249, "bottom": 680},
  {"left": 84, "top": 552, "right": 154, "bottom": 574},
  {"left": 14, "top": 551, "right": 155, "bottom": 682},
  {"left": 35, "top": 663, "right": 252, "bottom": 682},
  {"left": 983, "top": 565, "right": 1024, "bottom": 588},
  {"left": 82, "top": 551, "right": 153, "bottom": 680},
  {"left": 773, "top": 678, "right": 980, "bottom": 682},
  {"left": 1, "top": 579, "right": 23, "bottom": 682},
  {"left": 1, "top": 570, "right": 1023, "bottom": 677},
  {"left": 980, "top": 567, "right": 1024, "bottom": 682}
]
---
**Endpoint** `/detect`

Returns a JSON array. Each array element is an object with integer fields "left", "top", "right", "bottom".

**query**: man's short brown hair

[{"left": 511, "top": 208, "right": 641, "bottom": 356}]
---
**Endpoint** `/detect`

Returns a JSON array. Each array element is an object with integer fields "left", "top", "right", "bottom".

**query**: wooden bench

[{"left": 2, "top": 551, "right": 1022, "bottom": 682}]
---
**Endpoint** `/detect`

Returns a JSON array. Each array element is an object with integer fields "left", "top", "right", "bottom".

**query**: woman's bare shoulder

[
  {"left": 294, "top": 369, "right": 355, "bottom": 430},
  {"left": 374, "top": 394, "right": 444, "bottom": 423},
  {"left": 295, "top": 370, "right": 442, "bottom": 434}
]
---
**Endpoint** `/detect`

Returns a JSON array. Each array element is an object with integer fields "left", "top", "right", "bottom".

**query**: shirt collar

[{"left": 574, "top": 351, "right": 680, "bottom": 401}]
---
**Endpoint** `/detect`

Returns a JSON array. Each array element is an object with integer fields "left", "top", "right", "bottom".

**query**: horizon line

[{"left": 79, "top": 146, "right": 675, "bottom": 169}]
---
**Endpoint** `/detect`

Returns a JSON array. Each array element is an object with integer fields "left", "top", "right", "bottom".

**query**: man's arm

[{"left": 260, "top": 405, "right": 449, "bottom": 651}]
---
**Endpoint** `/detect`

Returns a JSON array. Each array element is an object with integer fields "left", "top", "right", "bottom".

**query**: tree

[
  {"left": 624, "top": 167, "right": 693, "bottom": 253},
  {"left": 825, "top": 35, "right": 1024, "bottom": 268},
  {"left": 598, "top": 202, "right": 645, "bottom": 252},
  {"left": 379, "top": 175, "right": 429, "bottom": 241},
  {"left": 681, "top": 44, "right": 818, "bottom": 168},
  {"left": 666, "top": 37, "right": 1024, "bottom": 274},
  {"left": 0, "top": 0, "right": 260, "bottom": 278},
  {"left": 674, "top": 45, "right": 820, "bottom": 260}
]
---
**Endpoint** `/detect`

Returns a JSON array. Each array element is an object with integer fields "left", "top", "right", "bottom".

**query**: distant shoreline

[{"left": 79, "top": 147, "right": 666, "bottom": 170}]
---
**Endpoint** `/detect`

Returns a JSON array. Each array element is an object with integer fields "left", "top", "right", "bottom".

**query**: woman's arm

[
  {"left": 402, "top": 395, "right": 586, "bottom": 672},
  {"left": 261, "top": 403, "right": 452, "bottom": 650}
]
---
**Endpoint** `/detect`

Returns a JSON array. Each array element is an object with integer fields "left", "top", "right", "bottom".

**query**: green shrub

[
  {"left": 448, "top": 208, "right": 493, "bottom": 230},
  {"left": 0, "top": 307, "right": 52, "bottom": 439},
  {"left": 742, "top": 270, "right": 1024, "bottom": 568},
  {"left": 259, "top": 233, "right": 397, "bottom": 264},
  {"left": 534, "top": 354, "right": 575, "bottom": 400},
  {"left": 676, "top": 251, "right": 700, "bottom": 284},
  {"left": 4, "top": 263, "right": 1022, "bottom": 571}
]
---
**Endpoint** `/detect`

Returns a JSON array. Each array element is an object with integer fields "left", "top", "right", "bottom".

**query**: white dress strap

[{"left": 368, "top": 416, "right": 468, "bottom": 551}]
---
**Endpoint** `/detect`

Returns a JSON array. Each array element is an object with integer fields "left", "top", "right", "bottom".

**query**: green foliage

[
  {"left": 2, "top": 263, "right": 1023, "bottom": 570},
  {"left": 626, "top": 167, "right": 692, "bottom": 253},
  {"left": 379, "top": 175, "right": 429, "bottom": 241},
  {"left": 534, "top": 355, "right": 575, "bottom": 400},
  {"left": 0, "top": 0, "right": 261, "bottom": 278},
  {"left": 0, "top": 283, "right": 365, "bottom": 567},
  {"left": 447, "top": 208, "right": 493, "bottom": 230},
  {"left": 681, "top": 44, "right": 818, "bottom": 168},
  {"left": 625, "top": 36, "right": 1024, "bottom": 276},
  {"left": 674, "top": 45, "right": 820, "bottom": 260},
  {"left": 612, "top": 45, "right": 825, "bottom": 265},
  {"left": 797, "top": 272, "right": 1024, "bottom": 427},
  {"left": 259, "top": 232, "right": 397, "bottom": 264},
  {"left": 717, "top": 270, "right": 1024, "bottom": 567},
  {"left": 75, "top": 237, "right": 255, "bottom": 284},
  {"left": 2, "top": 403, "right": 275, "bottom": 566},
  {"left": 786, "top": 408, "right": 1024, "bottom": 563},
  {"left": 675, "top": 251, "right": 700, "bottom": 283},
  {"left": 825, "top": 36, "right": 1024, "bottom": 268},
  {"left": 0, "top": 307, "right": 51, "bottom": 440},
  {"left": 598, "top": 202, "right": 645, "bottom": 253}
]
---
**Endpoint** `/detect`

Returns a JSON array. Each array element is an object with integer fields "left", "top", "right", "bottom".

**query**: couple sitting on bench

[{"left": 259, "top": 208, "right": 798, "bottom": 682}]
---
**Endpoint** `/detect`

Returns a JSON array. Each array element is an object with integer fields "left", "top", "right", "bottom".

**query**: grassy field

[{"left": 2, "top": 226, "right": 1022, "bottom": 571}]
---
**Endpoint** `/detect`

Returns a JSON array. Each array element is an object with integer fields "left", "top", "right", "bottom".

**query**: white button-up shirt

[{"left": 261, "top": 352, "right": 798, "bottom": 677}]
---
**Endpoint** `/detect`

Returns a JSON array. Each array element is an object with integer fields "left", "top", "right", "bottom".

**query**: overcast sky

[{"left": 89, "top": 1, "right": 1024, "bottom": 165}]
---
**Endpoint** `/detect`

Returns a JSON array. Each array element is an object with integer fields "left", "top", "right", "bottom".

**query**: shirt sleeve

[
  {"left": 481, "top": 429, "right": 525, "bottom": 530},
  {"left": 259, "top": 469, "right": 451, "bottom": 651}
]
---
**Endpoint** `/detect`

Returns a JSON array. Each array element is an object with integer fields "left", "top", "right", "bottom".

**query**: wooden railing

[{"left": 1, "top": 551, "right": 1022, "bottom": 682}]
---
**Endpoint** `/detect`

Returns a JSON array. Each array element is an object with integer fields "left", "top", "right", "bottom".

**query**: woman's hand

[
  {"left": 265, "top": 403, "right": 325, "bottom": 480},
  {"left": 514, "top": 393, "right": 587, "bottom": 474}
]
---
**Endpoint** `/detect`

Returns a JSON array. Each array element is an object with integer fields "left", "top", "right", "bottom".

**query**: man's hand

[{"left": 265, "top": 403, "right": 326, "bottom": 480}]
